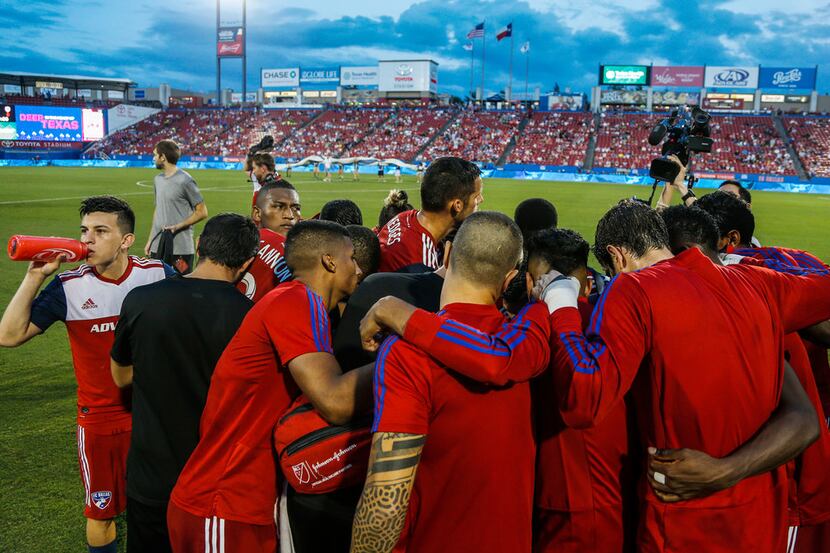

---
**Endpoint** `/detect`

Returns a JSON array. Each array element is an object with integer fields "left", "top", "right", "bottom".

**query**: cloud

[{"left": 4, "top": 0, "right": 830, "bottom": 97}]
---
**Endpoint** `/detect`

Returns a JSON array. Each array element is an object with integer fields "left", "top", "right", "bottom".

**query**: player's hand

[
  {"left": 26, "top": 254, "right": 66, "bottom": 279},
  {"left": 647, "top": 447, "right": 736, "bottom": 503},
  {"left": 164, "top": 224, "right": 180, "bottom": 233},
  {"left": 359, "top": 296, "right": 417, "bottom": 352},
  {"left": 532, "top": 270, "right": 580, "bottom": 313}
]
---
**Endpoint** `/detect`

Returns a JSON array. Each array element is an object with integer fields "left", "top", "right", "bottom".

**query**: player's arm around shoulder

[
  {"left": 351, "top": 431, "right": 426, "bottom": 553},
  {"left": 0, "top": 257, "right": 66, "bottom": 347}
]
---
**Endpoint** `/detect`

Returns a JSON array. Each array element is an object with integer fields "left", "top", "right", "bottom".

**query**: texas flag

[{"left": 496, "top": 23, "right": 512, "bottom": 41}]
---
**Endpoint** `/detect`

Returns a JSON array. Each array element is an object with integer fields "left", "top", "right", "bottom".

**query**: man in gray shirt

[{"left": 144, "top": 140, "right": 208, "bottom": 273}]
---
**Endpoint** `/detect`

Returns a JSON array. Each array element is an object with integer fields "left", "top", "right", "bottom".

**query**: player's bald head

[
  {"left": 284, "top": 220, "right": 351, "bottom": 273},
  {"left": 449, "top": 211, "right": 523, "bottom": 289}
]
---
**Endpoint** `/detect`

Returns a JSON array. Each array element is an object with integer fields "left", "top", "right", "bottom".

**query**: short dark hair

[
  {"left": 378, "top": 189, "right": 413, "bottom": 227},
  {"left": 719, "top": 180, "right": 752, "bottom": 205},
  {"left": 659, "top": 206, "right": 720, "bottom": 256},
  {"left": 594, "top": 200, "right": 670, "bottom": 272},
  {"left": 420, "top": 157, "right": 481, "bottom": 213},
  {"left": 527, "top": 228, "right": 590, "bottom": 276},
  {"left": 251, "top": 152, "right": 275, "bottom": 172},
  {"left": 501, "top": 258, "right": 530, "bottom": 314},
  {"left": 346, "top": 225, "right": 380, "bottom": 277},
  {"left": 450, "top": 211, "right": 522, "bottom": 289},
  {"left": 284, "top": 220, "right": 351, "bottom": 274},
  {"left": 196, "top": 213, "right": 259, "bottom": 269},
  {"left": 695, "top": 191, "right": 755, "bottom": 247},
  {"left": 321, "top": 199, "right": 363, "bottom": 227},
  {"left": 154, "top": 139, "right": 180, "bottom": 165},
  {"left": 256, "top": 180, "right": 298, "bottom": 208},
  {"left": 514, "top": 198, "right": 558, "bottom": 239},
  {"left": 79, "top": 196, "right": 135, "bottom": 234}
]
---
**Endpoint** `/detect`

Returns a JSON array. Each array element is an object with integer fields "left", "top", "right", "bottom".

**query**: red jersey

[
  {"left": 548, "top": 247, "right": 830, "bottom": 552},
  {"left": 170, "top": 281, "right": 332, "bottom": 526},
  {"left": 736, "top": 246, "right": 830, "bottom": 526},
  {"left": 237, "top": 228, "right": 292, "bottom": 303},
  {"left": 377, "top": 209, "right": 440, "bottom": 272},
  {"left": 29, "top": 256, "right": 172, "bottom": 426},
  {"left": 373, "top": 303, "right": 549, "bottom": 553}
]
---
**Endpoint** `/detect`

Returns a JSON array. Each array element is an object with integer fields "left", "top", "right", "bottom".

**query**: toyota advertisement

[
  {"left": 758, "top": 67, "right": 817, "bottom": 90},
  {"left": 0, "top": 106, "right": 106, "bottom": 142},
  {"left": 378, "top": 60, "right": 438, "bottom": 92},
  {"left": 704, "top": 66, "right": 759, "bottom": 89},
  {"left": 651, "top": 66, "right": 704, "bottom": 87}
]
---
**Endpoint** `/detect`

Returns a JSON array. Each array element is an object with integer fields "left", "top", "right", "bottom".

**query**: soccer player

[
  {"left": 320, "top": 199, "right": 363, "bottom": 226},
  {"left": 167, "top": 221, "right": 372, "bottom": 553},
  {"left": 0, "top": 196, "right": 173, "bottom": 553},
  {"left": 534, "top": 200, "right": 830, "bottom": 552},
  {"left": 239, "top": 180, "right": 299, "bottom": 302},
  {"left": 351, "top": 212, "right": 550, "bottom": 553},
  {"left": 110, "top": 214, "right": 257, "bottom": 553},
  {"left": 377, "top": 162, "right": 385, "bottom": 182},
  {"left": 415, "top": 161, "right": 425, "bottom": 185},
  {"left": 144, "top": 140, "right": 208, "bottom": 274},
  {"left": 346, "top": 225, "right": 381, "bottom": 283},
  {"left": 352, "top": 161, "right": 360, "bottom": 181},
  {"left": 514, "top": 197, "right": 558, "bottom": 241},
  {"left": 377, "top": 156, "right": 483, "bottom": 273}
]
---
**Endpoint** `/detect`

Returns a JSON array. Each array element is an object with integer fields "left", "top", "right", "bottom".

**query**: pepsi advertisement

[{"left": 758, "top": 67, "right": 817, "bottom": 90}]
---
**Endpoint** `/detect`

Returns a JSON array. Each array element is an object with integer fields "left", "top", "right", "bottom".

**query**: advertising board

[
  {"left": 11, "top": 106, "right": 83, "bottom": 142},
  {"left": 758, "top": 67, "right": 817, "bottom": 90},
  {"left": 300, "top": 68, "right": 340, "bottom": 84},
  {"left": 262, "top": 68, "right": 300, "bottom": 88},
  {"left": 217, "top": 27, "right": 244, "bottom": 57},
  {"left": 340, "top": 66, "right": 379, "bottom": 86},
  {"left": 378, "top": 60, "right": 438, "bottom": 92},
  {"left": 600, "top": 65, "right": 649, "bottom": 85},
  {"left": 704, "top": 66, "right": 759, "bottom": 88},
  {"left": 650, "top": 66, "right": 704, "bottom": 87}
]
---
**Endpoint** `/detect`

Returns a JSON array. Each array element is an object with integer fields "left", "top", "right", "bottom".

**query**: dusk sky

[{"left": 3, "top": 0, "right": 830, "bottom": 97}]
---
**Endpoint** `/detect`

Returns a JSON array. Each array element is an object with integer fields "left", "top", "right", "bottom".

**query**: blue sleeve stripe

[
  {"left": 306, "top": 288, "right": 322, "bottom": 352},
  {"left": 313, "top": 294, "right": 332, "bottom": 353},
  {"left": 499, "top": 320, "right": 531, "bottom": 347},
  {"left": 559, "top": 331, "right": 600, "bottom": 374},
  {"left": 587, "top": 275, "right": 618, "bottom": 336},
  {"left": 435, "top": 332, "right": 511, "bottom": 356},
  {"left": 791, "top": 252, "right": 827, "bottom": 272},
  {"left": 440, "top": 320, "right": 510, "bottom": 351},
  {"left": 372, "top": 336, "right": 399, "bottom": 432}
]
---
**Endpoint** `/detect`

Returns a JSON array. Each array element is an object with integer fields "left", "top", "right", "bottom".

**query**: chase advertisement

[
  {"left": 758, "top": 67, "right": 817, "bottom": 90},
  {"left": 704, "top": 66, "right": 759, "bottom": 89},
  {"left": 1, "top": 106, "right": 106, "bottom": 142}
]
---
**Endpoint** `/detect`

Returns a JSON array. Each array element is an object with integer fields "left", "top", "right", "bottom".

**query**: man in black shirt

[{"left": 110, "top": 213, "right": 259, "bottom": 553}]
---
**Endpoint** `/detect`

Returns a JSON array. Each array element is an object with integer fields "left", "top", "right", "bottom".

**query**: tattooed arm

[{"left": 350, "top": 432, "right": 426, "bottom": 553}]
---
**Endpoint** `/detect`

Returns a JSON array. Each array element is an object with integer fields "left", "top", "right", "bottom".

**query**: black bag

[{"left": 151, "top": 229, "right": 176, "bottom": 266}]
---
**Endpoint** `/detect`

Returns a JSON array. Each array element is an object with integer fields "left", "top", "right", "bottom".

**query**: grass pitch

[{"left": 0, "top": 166, "right": 829, "bottom": 551}]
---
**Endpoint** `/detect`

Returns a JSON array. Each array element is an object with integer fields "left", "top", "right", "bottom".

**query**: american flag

[{"left": 466, "top": 22, "right": 484, "bottom": 39}]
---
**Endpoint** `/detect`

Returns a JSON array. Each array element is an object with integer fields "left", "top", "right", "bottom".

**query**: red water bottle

[{"left": 6, "top": 235, "right": 88, "bottom": 262}]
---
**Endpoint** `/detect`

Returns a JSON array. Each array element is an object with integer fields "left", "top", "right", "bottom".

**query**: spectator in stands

[
  {"left": 320, "top": 200, "right": 363, "bottom": 227},
  {"left": 144, "top": 140, "right": 208, "bottom": 274}
]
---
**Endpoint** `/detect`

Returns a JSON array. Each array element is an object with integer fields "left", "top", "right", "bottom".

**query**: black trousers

[
  {"left": 286, "top": 485, "right": 363, "bottom": 553},
  {"left": 126, "top": 496, "right": 172, "bottom": 553}
]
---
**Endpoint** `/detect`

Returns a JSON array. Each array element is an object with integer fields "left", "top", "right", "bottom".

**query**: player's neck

[
  {"left": 416, "top": 210, "right": 453, "bottom": 241},
  {"left": 163, "top": 164, "right": 178, "bottom": 177},
  {"left": 294, "top": 272, "right": 339, "bottom": 311},
  {"left": 439, "top": 275, "right": 497, "bottom": 308},
  {"left": 629, "top": 247, "right": 674, "bottom": 271},
  {"left": 96, "top": 253, "right": 130, "bottom": 280},
  {"left": 187, "top": 260, "right": 238, "bottom": 283}
]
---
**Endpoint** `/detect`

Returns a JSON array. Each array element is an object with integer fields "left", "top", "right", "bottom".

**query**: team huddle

[{"left": 1, "top": 139, "right": 830, "bottom": 553}]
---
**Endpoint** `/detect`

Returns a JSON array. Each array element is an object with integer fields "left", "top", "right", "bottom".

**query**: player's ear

[
  {"left": 322, "top": 253, "right": 337, "bottom": 273},
  {"left": 448, "top": 198, "right": 463, "bottom": 219},
  {"left": 122, "top": 232, "right": 135, "bottom": 250},
  {"left": 726, "top": 230, "right": 741, "bottom": 248},
  {"left": 501, "top": 268, "right": 519, "bottom": 294},
  {"left": 525, "top": 271, "right": 534, "bottom": 296},
  {"left": 251, "top": 205, "right": 261, "bottom": 226},
  {"left": 606, "top": 245, "right": 626, "bottom": 274}
]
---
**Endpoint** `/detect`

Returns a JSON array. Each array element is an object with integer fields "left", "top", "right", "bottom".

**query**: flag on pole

[
  {"left": 463, "top": 43, "right": 474, "bottom": 51},
  {"left": 496, "top": 23, "right": 512, "bottom": 41},
  {"left": 467, "top": 22, "right": 484, "bottom": 39},
  {"left": 520, "top": 41, "right": 530, "bottom": 53}
]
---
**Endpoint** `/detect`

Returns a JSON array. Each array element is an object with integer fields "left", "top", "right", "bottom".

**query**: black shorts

[{"left": 126, "top": 496, "right": 172, "bottom": 553}]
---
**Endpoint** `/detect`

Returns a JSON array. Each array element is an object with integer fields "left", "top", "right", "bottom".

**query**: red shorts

[
  {"left": 76, "top": 423, "right": 129, "bottom": 520},
  {"left": 795, "top": 521, "right": 830, "bottom": 553},
  {"left": 533, "top": 506, "right": 625, "bottom": 553},
  {"left": 167, "top": 502, "right": 277, "bottom": 553}
]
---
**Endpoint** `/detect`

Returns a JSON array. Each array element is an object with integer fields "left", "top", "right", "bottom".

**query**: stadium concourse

[{"left": 85, "top": 102, "right": 830, "bottom": 179}]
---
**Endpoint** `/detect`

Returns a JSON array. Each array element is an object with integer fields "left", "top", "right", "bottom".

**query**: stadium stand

[
  {"left": 693, "top": 115, "right": 796, "bottom": 176},
  {"left": 350, "top": 107, "right": 455, "bottom": 161},
  {"left": 508, "top": 111, "right": 594, "bottom": 167},
  {"left": 592, "top": 113, "right": 653, "bottom": 171},
  {"left": 274, "top": 108, "right": 389, "bottom": 158},
  {"left": 784, "top": 116, "right": 830, "bottom": 178},
  {"left": 422, "top": 109, "right": 523, "bottom": 163}
]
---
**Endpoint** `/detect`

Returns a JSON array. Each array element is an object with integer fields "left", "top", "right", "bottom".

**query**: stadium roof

[{"left": 0, "top": 71, "right": 134, "bottom": 90}]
